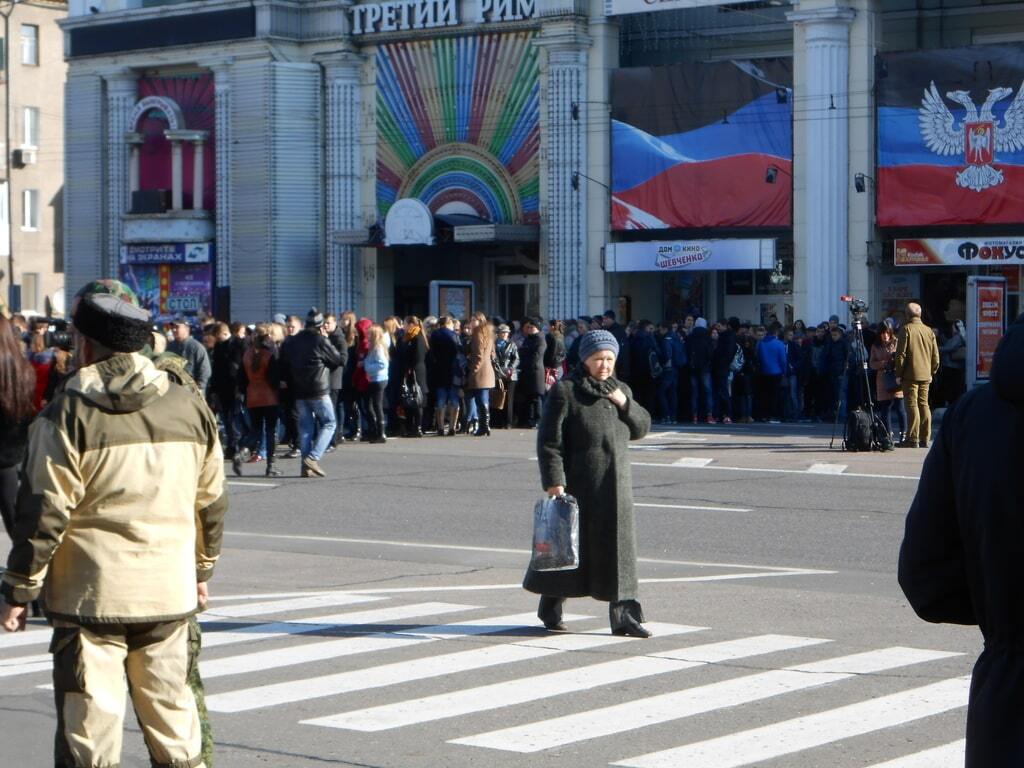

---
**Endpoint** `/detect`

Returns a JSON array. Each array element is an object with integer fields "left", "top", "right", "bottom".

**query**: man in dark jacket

[
  {"left": 898, "top": 313, "right": 1024, "bottom": 768},
  {"left": 712, "top": 317, "right": 739, "bottom": 424},
  {"left": 429, "top": 316, "right": 461, "bottom": 435},
  {"left": 324, "top": 314, "right": 349, "bottom": 448},
  {"left": 686, "top": 318, "right": 713, "bottom": 422},
  {"left": 168, "top": 317, "right": 211, "bottom": 393},
  {"left": 279, "top": 308, "right": 343, "bottom": 478},
  {"left": 602, "top": 310, "right": 631, "bottom": 382},
  {"left": 518, "top": 317, "right": 547, "bottom": 427},
  {"left": 210, "top": 321, "right": 247, "bottom": 460},
  {"left": 628, "top": 320, "right": 658, "bottom": 414}
]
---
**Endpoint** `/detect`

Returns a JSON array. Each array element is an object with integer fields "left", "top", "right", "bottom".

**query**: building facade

[
  {"left": 1, "top": 0, "right": 67, "bottom": 317},
  {"left": 60, "top": 0, "right": 1024, "bottom": 330}
]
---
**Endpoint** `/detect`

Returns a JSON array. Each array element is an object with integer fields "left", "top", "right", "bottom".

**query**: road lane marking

[
  {"left": 0, "top": 653, "right": 51, "bottom": 678},
  {"left": 636, "top": 503, "right": 751, "bottom": 512},
  {"left": 222, "top": 624, "right": 704, "bottom": 717},
  {"left": 456, "top": 646, "right": 962, "bottom": 753},
  {"left": 323, "top": 634, "right": 826, "bottom": 732},
  {"left": 864, "top": 740, "right": 966, "bottom": 767},
  {"left": 613, "top": 676, "right": 970, "bottom": 768},
  {"left": 807, "top": 463, "right": 848, "bottom": 474},
  {"left": 202, "top": 602, "right": 475, "bottom": 650},
  {"left": 226, "top": 481, "right": 280, "bottom": 488},
  {"left": 199, "top": 592, "right": 382, "bottom": 620},
  {"left": 0, "top": 627, "right": 52, "bottom": 650},
  {"left": 632, "top": 461, "right": 919, "bottom": 481},
  {"left": 672, "top": 457, "right": 715, "bottom": 468}
]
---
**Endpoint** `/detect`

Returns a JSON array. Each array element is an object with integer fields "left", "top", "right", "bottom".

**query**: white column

[
  {"left": 170, "top": 139, "right": 184, "bottom": 211},
  {"left": 126, "top": 132, "right": 143, "bottom": 198},
  {"left": 323, "top": 51, "right": 363, "bottom": 313},
  {"left": 192, "top": 139, "right": 205, "bottom": 211},
  {"left": 789, "top": 3, "right": 855, "bottom": 325},
  {"left": 210, "top": 60, "right": 232, "bottom": 289},
  {"left": 537, "top": 20, "right": 592, "bottom": 320},
  {"left": 103, "top": 70, "right": 136, "bottom": 277}
]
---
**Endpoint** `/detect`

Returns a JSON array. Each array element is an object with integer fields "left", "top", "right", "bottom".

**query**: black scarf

[{"left": 575, "top": 373, "right": 621, "bottom": 400}]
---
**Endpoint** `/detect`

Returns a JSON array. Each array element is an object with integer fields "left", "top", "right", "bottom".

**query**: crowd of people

[{"left": 2, "top": 297, "right": 965, "bottom": 482}]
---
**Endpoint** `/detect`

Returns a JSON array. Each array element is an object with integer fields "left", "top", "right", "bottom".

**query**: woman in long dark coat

[
  {"left": 398, "top": 315, "right": 429, "bottom": 436},
  {"left": 517, "top": 317, "right": 547, "bottom": 427},
  {"left": 523, "top": 329, "right": 654, "bottom": 637}
]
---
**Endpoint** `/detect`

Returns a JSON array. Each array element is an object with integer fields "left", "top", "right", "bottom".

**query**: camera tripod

[{"left": 829, "top": 314, "right": 891, "bottom": 452}]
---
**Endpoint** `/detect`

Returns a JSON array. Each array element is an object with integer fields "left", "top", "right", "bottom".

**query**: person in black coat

[
  {"left": 524, "top": 329, "right": 653, "bottom": 637},
  {"left": 428, "top": 316, "right": 461, "bottom": 435},
  {"left": 899, "top": 313, "right": 1024, "bottom": 768},
  {"left": 397, "top": 315, "right": 429, "bottom": 436},
  {"left": 627, "top": 320, "right": 658, "bottom": 414},
  {"left": 517, "top": 317, "right": 547, "bottom": 427},
  {"left": 712, "top": 317, "right": 739, "bottom": 423},
  {"left": 686, "top": 318, "right": 714, "bottom": 422}
]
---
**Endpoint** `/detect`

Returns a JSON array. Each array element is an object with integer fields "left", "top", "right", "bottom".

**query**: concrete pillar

[
  {"left": 170, "top": 138, "right": 184, "bottom": 211},
  {"left": 789, "top": 1, "right": 856, "bottom": 325},
  {"left": 126, "top": 131, "right": 143, "bottom": 200},
  {"left": 537, "top": 14, "right": 592, "bottom": 320},
  {"left": 192, "top": 139, "right": 205, "bottom": 211},
  {"left": 321, "top": 50, "right": 364, "bottom": 314},
  {"left": 102, "top": 69, "right": 136, "bottom": 277},
  {"left": 209, "top": 60, "right": 233, "bottom": 289}
]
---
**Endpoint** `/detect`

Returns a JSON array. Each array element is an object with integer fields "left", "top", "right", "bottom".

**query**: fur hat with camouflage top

[{"left": 71, "top": 279, "right": 152, "bottom": 353}]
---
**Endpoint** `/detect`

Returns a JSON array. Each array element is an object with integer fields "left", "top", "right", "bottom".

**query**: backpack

[
  {"left": 844, "top": 408, "right": 873, "bottom": 452},
  {"left": 648, "top": 349, "right": 664, "bottom": 379},
  {"left": 728, "top": 343, "right": 744, "bottom": 373},
  {"left": 872, "top": 414, "right": 895, "bottom": 452}
]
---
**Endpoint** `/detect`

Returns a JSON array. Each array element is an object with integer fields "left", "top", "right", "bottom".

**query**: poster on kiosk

[{"left": 966, "top": 276, "right": 1007, "bottom": 389}]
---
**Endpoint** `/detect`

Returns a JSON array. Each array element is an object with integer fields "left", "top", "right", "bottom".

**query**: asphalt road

[{"left": 2, "top": 422, "right": 980, "bottom": 767}]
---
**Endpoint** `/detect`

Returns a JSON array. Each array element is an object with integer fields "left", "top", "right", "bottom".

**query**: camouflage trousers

[
  {"left": 50, "top": 617, "right": 209, "bottom": 768},
  {"left": 187, "top": 616, "right": 213, "bottom": 768}
]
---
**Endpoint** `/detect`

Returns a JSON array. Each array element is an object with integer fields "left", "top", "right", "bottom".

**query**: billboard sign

[
  {"left": 605, "top": 239, "right": 775, "bottom": 272},
  {"left": 894, "top": 237, "right": 1024, "bottom": 266},
  {"left": 611, "top": 58, "right": 792, "bottom": 231},
  {"left": 877, "top": 44, "right": 1024, "bottom": 227},
  {"left": 966, "top": 276, "right": 1006, "bottom": 388},
  {"left": 120, "top": 242, "right": 213, "bottom": 265},
  {"left": 118, "top": 242, "right": 216, "bottom": 320}
]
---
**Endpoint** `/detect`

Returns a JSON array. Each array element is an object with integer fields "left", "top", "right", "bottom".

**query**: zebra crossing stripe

[
  {"left": 205, "top": 611, "right": 592, "bottom": 712},
  {"left": 864, "top": 740, "right": 966, "bottom": 767},
  {"left": 314, "top": 634, "right": 826, "bottom": 732},
  {"left": 0, "top": 653, "right": 51, "bottom": 678},
  {"left": 453, "top": 646, "right": 962, "bottom": 753},
  {"left": 202, "top": 602, "right": 476, "bottom": 649},
  {"left": 209, "top": 623, "right": 701, "bottom": 715},
  {"left": 200, "top": 603, "right": 481, "bottom": 678},
  {"left": 199, "top": 592, "right": 383, "bottom": 620},
  {"left": 0, "top": 628, "right": 51, "bottom": 651},
  {"left": 613, "top": 676, "right": 971, "bottom": 768}
]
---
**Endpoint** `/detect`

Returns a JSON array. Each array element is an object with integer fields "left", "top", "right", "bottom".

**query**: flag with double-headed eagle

[{"left": 877, "top": 44, "right": 1024, "bottom": 227}]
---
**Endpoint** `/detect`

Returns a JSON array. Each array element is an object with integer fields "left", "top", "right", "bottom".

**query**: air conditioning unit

[
  {"left": 131, "top": 189, "right": 171, "bottom": 214},
  {"left": 10, "top": 149, "right": 25, "bottom": 168}
]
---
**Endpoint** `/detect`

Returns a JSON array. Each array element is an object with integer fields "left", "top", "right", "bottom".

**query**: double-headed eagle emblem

[{"left": 919, "top": 81, "right": 1024, "bottom": 192}]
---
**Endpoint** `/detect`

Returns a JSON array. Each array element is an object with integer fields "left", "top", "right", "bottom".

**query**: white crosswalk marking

[
  {"left": 0, "top": 627, "right": 51, "bottom": 650},
  {"left": 221, "top": 624, "right": 700, "bottom": 716},
  {"left": 864, "top": 740, "right": 966, "bottom": 767},
  {"left": 453, "top": 646, "right": 962, "bottom": 753},
  {"left": 0, "top": 652, "right": 51, "bottom": 678},
  {"left": 205, "top": 612, "right": 590, "bottom": 712},
  {"left": 315, "top": 634, "right": 826, "bottom": 732},
  {"left": 202, "top": 601, "right": 472, "bottom": 647},
  {"left": 198, "top": 591, "right": 382, "bottom": 620},
  {"left": 613, "top": 676, "right": 971, "bottom": 768}
]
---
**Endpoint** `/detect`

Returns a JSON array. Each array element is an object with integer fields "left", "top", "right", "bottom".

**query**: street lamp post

[{"left": 0, "top": 1, "right": 20, "bottom": 311}]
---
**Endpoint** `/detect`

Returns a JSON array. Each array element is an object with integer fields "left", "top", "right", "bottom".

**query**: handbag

[
  {"left": 400, "top": 372, "right": 424, "bottom": 409},
  {"left": 881, "top": 367, "right": 899, "bottom": 393},
  {"left": 529, "top": 494, "right": 580, "bottom": 572}
]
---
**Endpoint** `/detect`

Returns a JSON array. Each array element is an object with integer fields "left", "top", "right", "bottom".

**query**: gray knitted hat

[{"left": 578, "top": 329, "right": 619, "bottom": 363}]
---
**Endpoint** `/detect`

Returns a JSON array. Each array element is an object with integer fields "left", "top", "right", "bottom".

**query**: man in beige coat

[{"left": 894, "top": 302, "right": 941, "bottom": 448}]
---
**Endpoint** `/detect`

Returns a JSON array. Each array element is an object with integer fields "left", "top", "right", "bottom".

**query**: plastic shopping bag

[{"left": 529, "top": 494, "right": 580, "bottom": 571}]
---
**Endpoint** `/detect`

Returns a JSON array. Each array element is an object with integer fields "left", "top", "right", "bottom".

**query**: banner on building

[
  {"left": 605, "top": 0, "right": 747, "bottom": 15},
  {"left": 877, "top": 44, "right": 1024, "bottom": 227},
  {"left": 894, "top": 237, "right": 1024, "bottom": 267},
  {"left": 605, "top": 239, "right": 775, "bottom": 272},
  {"left": 966, "top": 276, "right": 1006, "bottom": 388},
  {"left": 119, "top": 243, "right": 216, "bottom": 320},
  {"left": 610, "top": 58, "right": 792, "bottom": 231}
]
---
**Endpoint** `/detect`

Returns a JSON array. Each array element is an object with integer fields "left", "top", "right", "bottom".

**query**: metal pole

[{"left": 1, "top": 2, "right": 16, "bottom": 311}]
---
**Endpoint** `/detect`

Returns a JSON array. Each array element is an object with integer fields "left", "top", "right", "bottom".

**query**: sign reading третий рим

[{"left": 349, "top": 0, "right": 536, "bottom": 34}]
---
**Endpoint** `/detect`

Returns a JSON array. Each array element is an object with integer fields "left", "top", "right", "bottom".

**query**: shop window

[
  {"left": 20, "top": 24, "right": 38, "bottom": 66},
  {"left": 22, "top": 188, "right": 39, "bottom": 230}
]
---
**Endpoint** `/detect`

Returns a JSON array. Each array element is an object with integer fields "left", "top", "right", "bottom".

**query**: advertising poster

[
  {"left": 611, "top": 58, "right": 792, "bottom": 230},
  {"left": 430, "top": 281, "right": 475, "bottom": 319},
  {"left": 878, "top": 273, "right": 920, "bottom": 317},
  {"left": 894, "top": 236, "right": 1024, "bottom": 266},
  {"left": 119, "top": 243, "right": 215, "bottom": 321},
  {"left": 605, "top": 239, "right": 776, "bottom": 272},
  {"left": 966, "top": 276, "right": 1006, "bottom": 388},
  {"left": 877, "top": 44, "right": 1024, "bottom": 227}
]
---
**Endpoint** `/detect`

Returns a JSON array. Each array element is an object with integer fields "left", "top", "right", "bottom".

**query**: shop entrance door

[{"left": 497, "top": 274, "right": 540, "bottom": 322}]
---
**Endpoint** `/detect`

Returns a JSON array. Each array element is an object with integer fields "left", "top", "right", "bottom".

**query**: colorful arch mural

[{"left": 376, "top": 32, "right": 540, "bottom": 225}]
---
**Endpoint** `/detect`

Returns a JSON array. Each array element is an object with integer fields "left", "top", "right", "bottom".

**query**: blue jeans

[
  {"left": 657, "top": 370, "right": 678, "bottom": 421},
  {"left": 471, "top": 387, "right": 490, "bottom": 412},
  {"left": 713, "top": 371, "right": 732, "bottom": 420},
  {"left": 298, "top": 394, "right": 337, "bottom": 462},
  {"left": 690, "top": 370, "right": 713, "bottom": 419},
  {"left": 435, "top": 386, "right": 459, "bottom": 409}
]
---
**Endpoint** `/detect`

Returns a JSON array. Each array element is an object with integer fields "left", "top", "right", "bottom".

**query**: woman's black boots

[
  {"left": 538, "top": 596, "right": 567, "bottom": 632},
  {"left": 610, "top": 600, "right": 653, "bottom": 638}
]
